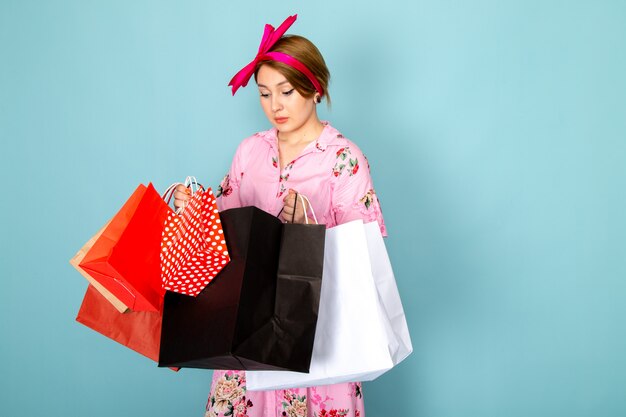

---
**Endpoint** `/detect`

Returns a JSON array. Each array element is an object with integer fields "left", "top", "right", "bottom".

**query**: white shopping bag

[{"left": 246, "top": 220, "right": 412, "bottom": 390}]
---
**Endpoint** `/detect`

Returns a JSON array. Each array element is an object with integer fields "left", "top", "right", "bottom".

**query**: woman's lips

[{"left": 275, "top": 117, "right": 288, "bottom": 124}]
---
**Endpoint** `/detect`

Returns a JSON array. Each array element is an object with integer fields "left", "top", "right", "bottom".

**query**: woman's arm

[{"left": 330, "top": 143, "right": 387, "bottom": 236}]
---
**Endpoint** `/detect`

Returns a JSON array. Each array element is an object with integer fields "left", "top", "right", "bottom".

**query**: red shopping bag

[
  {"left": 80, "top": 183, "right": 171, "bottom": 312},
  {"left": 160, "top": 187, "right": 230, "bottom": 296},
  {"left": 70, "top": 220, "right": 129, "bottom": 313},
  {"left": 76, "top": 284, "right": 176, "bottom": 368}
]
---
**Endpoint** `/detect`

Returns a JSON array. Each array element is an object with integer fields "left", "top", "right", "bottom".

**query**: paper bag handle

[
  {"left": 276, "top": 193, "right": 319, "bottom": 224},
  {"left": 298, "top": 194, "right": 318, "bottom": 225},
  {"left": 162, "top": 176, "right": 205, "bottom": 214}
]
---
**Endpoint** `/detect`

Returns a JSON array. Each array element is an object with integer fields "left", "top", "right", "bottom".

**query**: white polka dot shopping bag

[{"left": 160, "top": 178, "right": 230, "bottom": 296}]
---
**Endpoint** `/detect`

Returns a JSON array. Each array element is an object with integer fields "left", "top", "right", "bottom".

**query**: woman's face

[{"left": 256, "top": 65, "right": 318, "bottom": 136}]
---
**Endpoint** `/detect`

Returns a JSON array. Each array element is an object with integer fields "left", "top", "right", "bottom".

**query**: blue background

[{"left": 1, "top": 1, "right": 625, "bottom": 416}]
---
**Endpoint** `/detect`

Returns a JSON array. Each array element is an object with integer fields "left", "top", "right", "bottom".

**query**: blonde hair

[{"left": 255, "top": 35, "right": 331, "bottom": 105}]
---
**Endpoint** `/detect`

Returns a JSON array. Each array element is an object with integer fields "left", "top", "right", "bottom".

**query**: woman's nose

[{"left": 271, "top": 95, "right": 283, "bottom": 112}]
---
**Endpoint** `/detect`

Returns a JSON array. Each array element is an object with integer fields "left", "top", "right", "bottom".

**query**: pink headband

[{"left": 228, "top": 14, "right": 324, "bottom": 96}]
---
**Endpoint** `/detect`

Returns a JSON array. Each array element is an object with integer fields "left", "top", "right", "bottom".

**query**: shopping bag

[
  {"left": 79, "top": 183, "right": 171, "bottom": 312},
  {"left": 160, "top": 183, "right": 230, "bottom": 296},
  {"left": 70, "top": 220, "right": 129, "bottom": 313},
  {"left": 158, "top": 205, "right": 325, "bottom": 372},
  {"left": 76, "top": 284, "right": 164, "bottom": 363},
  {"left": 246, "top": 220, "right": 412, "bottom": 390}
]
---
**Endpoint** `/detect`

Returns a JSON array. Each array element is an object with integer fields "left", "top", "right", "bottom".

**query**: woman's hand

[
  {"left": 173, "top": 184, "right": 191, "bottom": 211},
  {"left": 281, "top": 189, "right": 309, "bottom": 223}
]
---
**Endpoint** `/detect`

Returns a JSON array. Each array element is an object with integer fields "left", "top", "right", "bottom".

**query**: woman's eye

[
  {"left": 259, "top": 92, "right": 270, "bottom": 98},
  {"left": 282, "top": 89, "right": 295, "bottom": 96}
]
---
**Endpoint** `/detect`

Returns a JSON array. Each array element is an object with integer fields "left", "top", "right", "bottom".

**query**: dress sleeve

[
  {"left": 216, "top": 141, "right": 245, "bottom": 211},
  {"left": 330, "top": 144, "right": 387, "bottom": 236}
]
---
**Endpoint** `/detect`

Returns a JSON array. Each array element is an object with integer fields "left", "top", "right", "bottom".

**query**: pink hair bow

[{"left": 228, "top": 14, "right": 323, "bottom": 96}]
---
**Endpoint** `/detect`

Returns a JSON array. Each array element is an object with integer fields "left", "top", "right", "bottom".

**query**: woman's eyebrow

[{"left": 257, "top": 80, "right": 290, "bottom": 88}]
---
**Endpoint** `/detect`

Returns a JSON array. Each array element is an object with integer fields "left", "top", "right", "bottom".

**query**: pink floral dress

[{"left": 206, "top": 122, "right": 385, "bottom": 417}]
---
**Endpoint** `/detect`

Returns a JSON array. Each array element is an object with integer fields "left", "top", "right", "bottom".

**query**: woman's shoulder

[
  {"left": 234, "top": 127, "right": 277, "bottom": 153},
  {"left": 319, "top": 123, "right": 359, "bottom": 148},
  {"left": 320, "top": 123, "right": 367, "bottom": 159},
  {"left": 319, "top": 123, "right": 371, "bottom": 180},
  {"left": 245, "top": 127, "right": 277, "bottom": 144}
]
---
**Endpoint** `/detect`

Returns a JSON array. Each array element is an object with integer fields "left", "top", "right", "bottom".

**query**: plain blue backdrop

[{"left": 1, "top": 1, "right": 625, "bottom": 416}]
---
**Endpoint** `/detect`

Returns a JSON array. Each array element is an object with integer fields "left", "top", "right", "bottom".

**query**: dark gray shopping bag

[{"left": 158, "top": 206, "right": 325, "bottom": 372}]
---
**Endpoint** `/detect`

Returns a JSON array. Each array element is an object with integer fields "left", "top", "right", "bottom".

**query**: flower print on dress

[
  {"left": 276, "top": 161, "right": 294, "bottom": 197},
  {"left": 309, "top": 386, "right": 333, "bottom": 410},
  {"left": 359, "top": 189, "right": 376, "bottom": 210},
  {"left": 206, "top": 371, "right": 252, "bottom": 417},
  {"left": 277, "top": 183, "right": 287, "bottom": 198},
  {"left": 281, "top": 390, "right": 307, "bottom": 417},
  {"left": 332, "top": 163, "right": 345, "bottom": 177},
  {"left": 336, "top": 147, "right": 349, "bottom": 160},
  {"left": 272, "top": 156, "right": 278, "bottom": 168},
  {"left": 216, "top": 174, "right": 233, "bottom": 198},
  {"left": 332, "top": 147, "right": 348, "bottom": 177},
  {"left": 347, "top": 157, "right": 359, "bottom": 176},
  {"left": 332, "top": 147, "right": 358, "bottom": 177},
  {"left": 276, "top": 173, "right": 290, "bottom": 198},
  {"left": 232, "top": 396, "right": 253, "bottom": 417},
  {"left": 315, "top": 409, "right": 350, "bottom": 417},
  {"left": 353, "top": 188, "right": 384, "bottom": 225}
]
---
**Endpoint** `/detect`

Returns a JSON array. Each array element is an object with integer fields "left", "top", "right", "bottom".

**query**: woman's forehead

[{"left": 256, "top": 66, "right": 290, "bottom": 87}]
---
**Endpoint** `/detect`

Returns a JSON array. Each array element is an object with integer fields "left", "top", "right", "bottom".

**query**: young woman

[{"left": 175, "top": 15, "right": 386, "bottom": 417}]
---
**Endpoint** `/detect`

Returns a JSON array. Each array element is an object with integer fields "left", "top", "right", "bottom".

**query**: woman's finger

[
  {"left": 175, "top": 184, "right": 189, "bottom": 194},
  {"left": 174, "top": 189, "right": 190, "bottom": 201},
  {"left": 172, "top": 185, "right": 191, "bottom": 209},
  {"left": 282, "top": 206, "right": 294, "bottom": 216},
  {"left": 283, "top": 193, "right": 296, "bottom": 206}
]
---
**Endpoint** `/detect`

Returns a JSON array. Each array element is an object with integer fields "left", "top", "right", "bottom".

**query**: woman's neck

[{"left": 277, "top": 116, "right": 324, "bottom": 146}]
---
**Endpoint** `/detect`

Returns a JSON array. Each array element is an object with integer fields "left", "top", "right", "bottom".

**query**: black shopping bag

[{"left": 158, "top": 206, "right": 325, "bottom": 372}]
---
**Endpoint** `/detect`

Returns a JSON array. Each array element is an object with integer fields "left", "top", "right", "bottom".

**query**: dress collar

[{"left": 258, "top": 121, "right": 340, "bottom": 153}]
